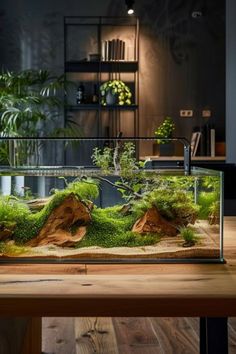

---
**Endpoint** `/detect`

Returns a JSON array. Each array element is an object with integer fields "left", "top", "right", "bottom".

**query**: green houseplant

[
  {"left": 0, "top": 69, "right": 81, "bottom": 165},
  {"left": 0, "top": 69, "right": 80, "bottom": 137},
  {"left": 99, "top": 80, "right": 132, "bottom": 106},
  {"left": 154, "top": 116, "right": 175, "bottom": 156}
]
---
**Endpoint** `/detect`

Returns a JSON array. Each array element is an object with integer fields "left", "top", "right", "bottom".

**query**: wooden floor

[
  {"left": 40, "top": 217, "right": 236, "bottom": 354},
  {"left": 42, "top": 317, "right": 236, "bottom": 354}
]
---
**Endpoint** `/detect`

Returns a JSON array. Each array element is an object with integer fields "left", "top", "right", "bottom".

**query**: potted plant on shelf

[
  {"left": 99, "top": 80, "right": 132, "bottom": 106},
  {"left": 154, "top": 116, "right": 175, "bottom": 156}
]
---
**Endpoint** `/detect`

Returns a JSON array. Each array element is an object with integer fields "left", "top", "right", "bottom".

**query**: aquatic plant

[
  {"left": 161, "top": 176, "right": 195, "bottom": 192},
  {"left": 202, "top": 176, "right": 220, "bottom": 191},
  {"left": 77, "top": 206, "right": 160, "bottom": 248},
  {"left": 197, "top": 176, "right": 220, "bottom": 221},
  {"left": 179, "top": 226, "right": 198, "bottom": 247},
  {"left": 0, "top": 196, "right": 30, "bottom": 223},
  {"left": 91, "top": 142, "right": 148, "bottom": 203},
  {"left": 66, "top": 179, "right": 99, "bottom": 201},
  {"left": 197, "top": 192, "right": 217, "bottom": 219},
  {"left": 92, "top": 142, "right": 139, "bottom": 176},
  {"left": 208, "top": 201, "right": 220, "bottom": 225},
  {"left": 119, "top": 142, "right": 137, "bottom": 178},
  {"left": 92, "top": 147, "right": 113, "bottom": 174},
  {"left": 132, "top": 188, "right": 199, "bottom": 226}
]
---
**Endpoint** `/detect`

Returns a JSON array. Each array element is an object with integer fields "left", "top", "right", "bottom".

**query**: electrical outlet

[
  {"left": 202, "top": 110, "right": 211, "bottom": 118},
  {"left": 180, "top": 110, "right": 193, "bottom": 117}
]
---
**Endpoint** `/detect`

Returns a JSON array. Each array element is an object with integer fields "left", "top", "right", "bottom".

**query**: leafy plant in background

[
  {"left": 154, "top": 116, "right": 175, "bottom": 144},
  {"left": 99, "top": 80, "right": 132, "bottom": 106},
  {"left": 1, "top": 70, "right": 59, "bottom": 136},
  {"left": 0, "top": 69, "right": 81, "bottom": 165}
]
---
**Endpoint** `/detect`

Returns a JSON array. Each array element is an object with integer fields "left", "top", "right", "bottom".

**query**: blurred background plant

[
  {"left": 0, "top": 69, "right": 81, "bottom": 165},
  {"left": 154, "top": 116, "right": 175, "bottom": 144}
]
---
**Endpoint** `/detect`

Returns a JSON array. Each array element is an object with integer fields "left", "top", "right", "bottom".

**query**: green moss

[
  {"left": 77, "top": 206, "right": 160, "bottom": 248},
  {"left": 132, "top": 188, "right": 199, "bottom": 224},
  {"left": 66, "top": 179, "right": 99, "bottom": 201},
  {"left": 0, "top": 196, "right": 30, "bottom": 223},
  {"left": 0, "top": 242, "right": 30, "bottom": 256},
  {"left": 14, "top": 190, "right": 71, "bottom": 244},
  {"left": 14, "top": 180, "right": 99, "bottom": 244}
]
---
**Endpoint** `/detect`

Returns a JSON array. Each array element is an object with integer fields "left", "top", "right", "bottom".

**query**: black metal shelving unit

[{"left": 64, "top": 16, "right": 139, "bottom": 138}]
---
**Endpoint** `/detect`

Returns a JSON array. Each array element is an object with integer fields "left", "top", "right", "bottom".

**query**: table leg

[
  {"left": 0, "top": 317, "right": 41, "bottom": 354},
  {"left": 200, "top": 317, "right": 228, "bottom": 354}
]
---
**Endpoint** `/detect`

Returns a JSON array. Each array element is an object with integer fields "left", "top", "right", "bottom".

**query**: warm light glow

[{"left": 125, "top": 0, "right": 135, "bottom": 15}]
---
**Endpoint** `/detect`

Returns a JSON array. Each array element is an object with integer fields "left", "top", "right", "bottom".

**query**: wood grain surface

[
  {"left": 74, "top": 317, "right": 118, "bottom": 354},
  {"left": 0, "top": 217, "right": 235, "bottom": 318},
  {"left": 42, "top": 317, "right": 236, "bottom": 354},
  {"left": 0, "top": 218, "right": 234, "bottom": 353}
]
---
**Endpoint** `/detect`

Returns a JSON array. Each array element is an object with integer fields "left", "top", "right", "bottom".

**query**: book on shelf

[
  {"left": 205, "top": 124, "right": 211, "bottom": 156},
  {"left": 121, "top": 40, "right": 125, "bottom": 60},
  {"left": 101, "top": 40, "right": 106, "bottom": 61},
  {"left": 204, "top": 124, "right": 216, "bottom": 156},
  {"left": 190, "top": 132, "right": 201, "bottom": 157},
  {"left": 101, "top": 39, "right": 126, "bottom": 61},
  {"left": 210, "top": 128, "right": 215, "bottom": 157}
]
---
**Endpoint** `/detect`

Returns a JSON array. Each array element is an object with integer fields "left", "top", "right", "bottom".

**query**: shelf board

[
  {"left": 65, "top": 61, "right": 138, "bottom": 73},
  {"left": 67, "top": 104, "right": 138, "bottom": 111},
  {"left": 141, "top": 155, "right": 226, "bottom": 162}
]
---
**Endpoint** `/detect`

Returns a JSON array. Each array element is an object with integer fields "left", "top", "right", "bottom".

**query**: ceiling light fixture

[{"left": 125, "top": 0, "right": 135, "bottom": 15}]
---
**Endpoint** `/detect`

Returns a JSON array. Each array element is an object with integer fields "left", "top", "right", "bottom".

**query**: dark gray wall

[
  {"left": 226, "top": 0, "right": 236, "bottom": 163},
  {"left": 0, "top": 0, "right": 225, "bottom": 156}
]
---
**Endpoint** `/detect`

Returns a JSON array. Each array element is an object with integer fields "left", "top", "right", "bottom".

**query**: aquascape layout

[{"left": 0, "top": 139, "right": 223, "bottom": 263}]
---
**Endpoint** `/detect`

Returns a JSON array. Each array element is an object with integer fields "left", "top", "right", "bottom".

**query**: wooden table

[{"left": 0, "top": 217, "right": 236, "bottom": 354}]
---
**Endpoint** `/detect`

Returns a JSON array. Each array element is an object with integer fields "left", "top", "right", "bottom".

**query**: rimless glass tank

[{"left": 0, "top": 137, "right": 223, "bottom": 263}]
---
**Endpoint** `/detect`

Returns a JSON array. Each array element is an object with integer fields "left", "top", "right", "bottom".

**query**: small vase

[
  {"left": 153, "top": 143, "right": 175, "bottom": 156},
  {"left": 106, "top": 90, "right": 117, "bottom": 105}
]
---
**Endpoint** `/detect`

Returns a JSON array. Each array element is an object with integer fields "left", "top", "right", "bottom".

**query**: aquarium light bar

[
  {"left": 0, "top": 136, "right": 189, "bottom": 142},
  {"left": 0, "top": 136, "right": 191, "bottom": 174}
]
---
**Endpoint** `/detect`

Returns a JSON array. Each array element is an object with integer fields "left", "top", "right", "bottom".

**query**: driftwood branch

[{"left": 88, "top": 176, "right": 142, "bottom": 199}]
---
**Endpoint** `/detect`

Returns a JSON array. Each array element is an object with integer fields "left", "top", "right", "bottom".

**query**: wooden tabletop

[{"left": 0, "top": 217, "right": 235, "bottom": 318}]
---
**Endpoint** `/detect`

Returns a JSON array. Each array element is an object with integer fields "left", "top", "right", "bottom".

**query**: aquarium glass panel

[{"left": 0, "top": 138, "right": 223, "bottom": 263}]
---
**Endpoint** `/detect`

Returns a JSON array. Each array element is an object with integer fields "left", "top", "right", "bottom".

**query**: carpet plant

[
  {"left": 0, "top": 171, "right": 217, "bottom": 249},
  {"left": 77, "top": 206, "right": 160, "bottom": 248}
]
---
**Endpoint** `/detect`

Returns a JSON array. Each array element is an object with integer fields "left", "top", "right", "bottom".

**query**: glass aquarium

[{"left": 0, "top": 138, "right": 223, "bottom": 263}]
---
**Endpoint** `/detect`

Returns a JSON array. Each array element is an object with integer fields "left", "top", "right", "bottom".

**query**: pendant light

[{"left": 125, "top": 0, "right": 135, "bottom": 15}]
